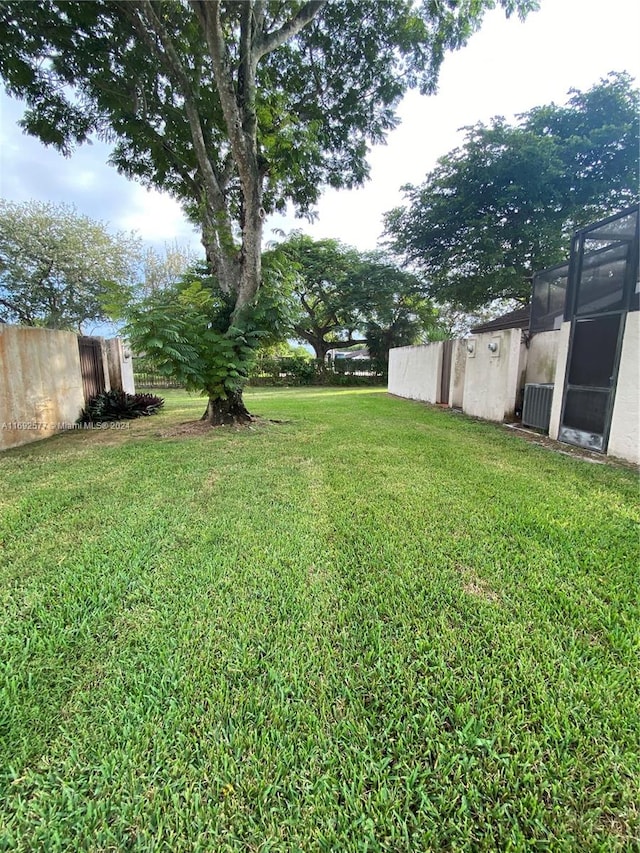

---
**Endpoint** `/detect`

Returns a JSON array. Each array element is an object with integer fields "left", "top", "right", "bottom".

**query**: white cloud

[
  {"left": 1, "top": 0, "right": 638, "bottom": 255},
  {"left": 268, "top": 0, "right": 640, "bottom": 251},
  {"left": 65, "top": 169, "right": 99, "bottom": 191},
  {"left": 116, "top": 184, "right": 201, "bottom": 251}
]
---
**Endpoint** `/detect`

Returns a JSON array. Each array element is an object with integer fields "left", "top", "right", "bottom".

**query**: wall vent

[{"left": 522, "top": 383, "right": 554, "bottom": 431}]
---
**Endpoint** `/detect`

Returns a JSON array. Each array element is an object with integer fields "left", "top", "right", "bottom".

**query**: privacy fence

[
  {"left": 1, "top": 326, "right": 136, "bottom": 452},
  {"left": 135, "top": 357, "right": 386, "bottom": 389}
]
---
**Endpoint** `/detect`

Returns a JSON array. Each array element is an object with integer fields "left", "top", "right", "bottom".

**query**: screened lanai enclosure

[
  {"left": 556, "top": 204, "right": 639, "bottom": 452},
  {"left": 389, "top": 204, "right": 639, "bottom": 465},
  {"left": 530, "top": 261, "right": 570, "bottom": 333}
]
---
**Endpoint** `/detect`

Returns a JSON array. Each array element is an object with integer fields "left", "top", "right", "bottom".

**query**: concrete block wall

[
  {"left": 604, "top": 312, "right": 639, "bottom": 465},
  {"left": 448, "top": 340, "right": 467, "bottom": 409},
  {"left": 548, "top": 322, "right": 571, "bottom": 442},
  {"left": 389, "top": 330, "right": 557, "bottom": 424},
  {"left": 526, "top": 331, "right": 560, "bottom": 385},
  {"left": 462, "top": 328, "right": 523, "bottom": 422},
  {"left": 388, "top": 342, "right": 443, "bottom": 404},
  {"left": 0, "top": 325, "right": 85, "bottom": 451}
]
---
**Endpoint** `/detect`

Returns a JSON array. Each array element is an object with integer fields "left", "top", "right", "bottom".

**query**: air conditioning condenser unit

[{"left": 522, "top": 383, "right": 554, "bottom": 431}]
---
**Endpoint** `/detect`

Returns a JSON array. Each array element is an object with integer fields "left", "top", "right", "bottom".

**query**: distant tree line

[{"left": 2, "top": 72, "right": 636, "bottom": 388}]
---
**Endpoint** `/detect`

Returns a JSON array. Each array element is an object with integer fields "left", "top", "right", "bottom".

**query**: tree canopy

[
  {"left": 351, "top": 252, "right": 446, "bottom": 366},
  {"left": 141, "top": 242, "right": 197, "bottom": 297},
  {"left": 277, "top": 234, "right": 365, "bottom": 358},
  {"left": 0, "top": 199, "right": 140, "bottom": 332},
  {"left": 384, "top": 72, "right": 639, "bottom": 312},
  {"left": 0, "top": 0, "right": 536, "bottom": 418},
  {"left": 277, "top": 233, "right": 442, "bottom": 362}
]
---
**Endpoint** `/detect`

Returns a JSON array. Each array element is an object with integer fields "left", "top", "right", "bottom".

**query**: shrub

[
  {"left": 77, "top": 390, "right": 164, "bottom": 424},
  {"left": 248, "top": 356, "right": 386, "bottom": 387}
]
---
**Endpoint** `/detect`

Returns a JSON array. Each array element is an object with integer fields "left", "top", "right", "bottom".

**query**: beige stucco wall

[
  {"left": 517, "top": 338, "right": 528, "bottom": 402},
  {"left": 608, "top": 311, "right": 640, "bottom": 465},
  {"left": 526, "top": 330, "right": 560, "bottom": 385},
  {"left": 121, "top": 343, "right": 135, "bottom": 395},
  {"left": 548, "top": 321, "right": 571, "bottom": 441},
  {"left": 463, "top": 328, "right": 523, "bottom": 422},
  {"left": 449, "top": 340, "right": 467, "bottom": 409},
  {"left": 388, "top": 342, "right": 443, "bottom": 404},
  {"left": 0, "top": 325, "right": 85, "bottom": 451}
]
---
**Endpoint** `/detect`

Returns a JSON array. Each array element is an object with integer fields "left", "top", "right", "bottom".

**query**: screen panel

[
  {"left": 576, "top": 242, "right": 627, "bottom": 315},
  {"left": 562, "top": 389, "right": 609, "bottom": 435},
  {"left": 530, "top": 263, "right": 568, "bottom": 332},
  {"left": 567, "top": 315, "right": 620, "bottom": 388}
]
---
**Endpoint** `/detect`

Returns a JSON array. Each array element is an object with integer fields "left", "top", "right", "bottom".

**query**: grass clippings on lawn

[{"left": 1, "top": 387, "right": 638, "bottom": 852}]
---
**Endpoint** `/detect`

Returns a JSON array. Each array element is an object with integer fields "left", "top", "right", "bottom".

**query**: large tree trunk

[
  {"left": 202, "top": 390, "right": 252, "bottom": 425},
  {"left": 308, "top": 339, "right": 327, "bottom": 360},
  {"left": 234, "top": 181, "right": 264, "bottom": 317}
]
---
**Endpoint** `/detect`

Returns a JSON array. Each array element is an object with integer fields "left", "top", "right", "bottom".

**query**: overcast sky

[{"left": 1, "top": 0, "right": 638, "bottom": 260}]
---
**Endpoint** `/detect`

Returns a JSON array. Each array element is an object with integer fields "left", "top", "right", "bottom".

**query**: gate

[
  {"left": 439, "top": 339, "right": 453, "bottom": 404},
  {"left": 78, "top": 337, "right": 106, "bottom": 402}
]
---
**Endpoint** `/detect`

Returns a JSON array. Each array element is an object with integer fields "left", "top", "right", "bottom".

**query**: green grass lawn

[{"left": 1, "top": 388, "right": 638, "bottom": 852}]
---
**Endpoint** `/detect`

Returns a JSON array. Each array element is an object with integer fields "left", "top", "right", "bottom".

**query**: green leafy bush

[
  {"left": 251, "top": 356, "right": 318, "bottom": 385},
  {"left": 77, "top": 390, "right": 164, "bottom": 424},
  {"left": 125, "top": 267, "right": 293, "bottom": 404},
  {"left": 249, "top": 357, "right": 385, "bottom": 387}
]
